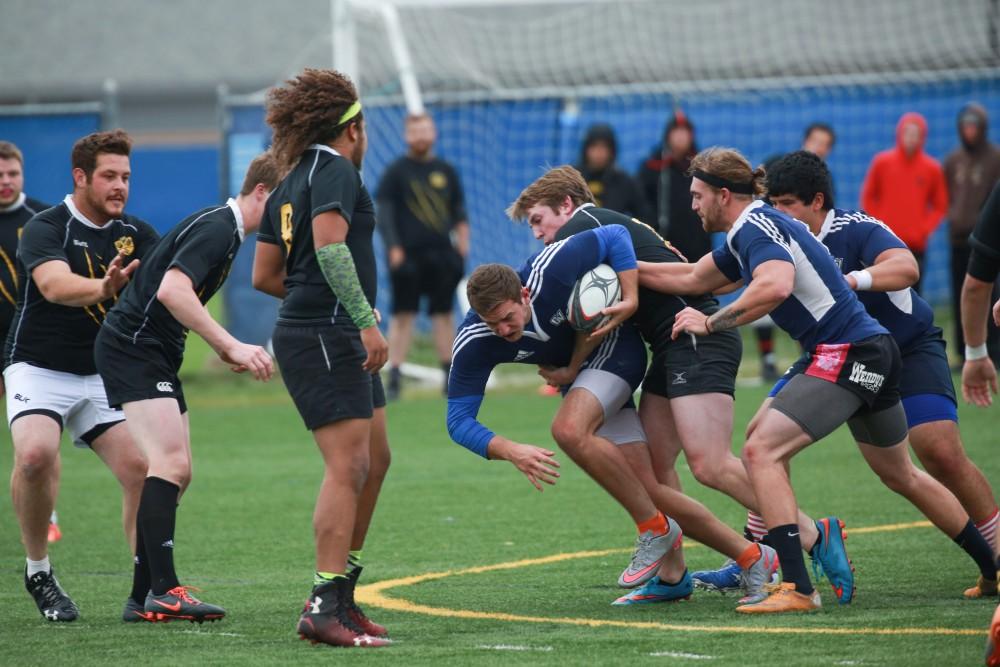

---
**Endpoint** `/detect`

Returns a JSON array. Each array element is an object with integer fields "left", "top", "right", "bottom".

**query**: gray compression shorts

[{"left": 770, "top": 374, "right": 908, "bottom": 448}]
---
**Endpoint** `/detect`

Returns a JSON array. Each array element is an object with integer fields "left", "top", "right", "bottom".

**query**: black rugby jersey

[
  {"left": 553, "top": 204, "right": 718, "bottom": 350},
  {"left": 103, "top": 199, "right": 244, "bottom": 353},
  {"left": 376, "top": 155, "right": 466, "bottom": 250},
  {"left": 4, "top": 195, "right": 159, "bottom": 375},
  {"left": 258, "top": 144, "right": 377, "bottom": 325},
  {"left": 0, "top": 194, "right": 49, "bottom": 335}
]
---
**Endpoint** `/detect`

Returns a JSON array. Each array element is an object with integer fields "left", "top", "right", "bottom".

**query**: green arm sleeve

[{"left": 316, "top": 242, "right": 377, "bottom": 329}]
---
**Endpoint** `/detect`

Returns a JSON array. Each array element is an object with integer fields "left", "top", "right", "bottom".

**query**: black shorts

[
  {"left": 390, "top": 246, "right": 463, "bottom": 315},
  {"left": 272, "top": 323, "right": 386, "bottom": 430},
  {"left": 642, "top": 328, "right": 741, "bottom": 399},
  {"left": 94, "top": 326, "right": 187, "bottom": 413},
  {"left": 796, "top": 333, "right": 901, "bottom": 413}
]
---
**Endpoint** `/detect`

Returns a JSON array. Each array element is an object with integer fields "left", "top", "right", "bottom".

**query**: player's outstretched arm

[
  {"left": 672, "top": 259, "right": 793, "bottom": 339},
  {"left": 638, "top": 252, "right": 732, "bottom": 295},
  {"left": 960, "top": 273, "right": 998, "bottom": 407},
  {"left": 487, "top": 436, "right": 561, "bottom": 492},
  {"left": 32, "top": 253, "right": 138, "bottom": 307},
  {"left": 157, "top": 268, "right": 273, "bottom": 381},
  {"left": 846, "top": 248, "right": 919, "bottom": 292}
]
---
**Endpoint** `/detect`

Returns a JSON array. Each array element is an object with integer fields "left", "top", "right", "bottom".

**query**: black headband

[{"left": 692, "top": 169, "right": 754, "bottom": 195}]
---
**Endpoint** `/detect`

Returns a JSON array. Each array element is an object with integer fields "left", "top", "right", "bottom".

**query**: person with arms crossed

[
  {"left": 510, "top": 165, "right": 851, "bottom": 605},
  {"left": 640, "top": 147, "right": 995, "bottom": 613},
  {"left": 94, "top": 153, "right": 278, "bottom": 623},
  {"left": 252, "top": 69, "right": 391, "bottom": 648},
  {"left": 956, "top": 181, "right": 1000, "bottom": 667},
  {"left": 764, "top": 150, "right": 999, "bottom": 596},
  {"left": 377, "top": 113, "right": 468, "bottom": 399},
  {"left": 449, "top": 224, "right": 779, "bottom": 606},
  {"left": 3, "top": 130, "right": 157, "bottom": 622}
]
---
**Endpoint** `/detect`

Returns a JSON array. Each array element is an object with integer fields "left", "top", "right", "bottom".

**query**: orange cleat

[
  {"left": 47, "top": 522, "right": 63, "bottom": 544},
  {"left": 736, "top": 582, "right": 821, "bottom": 614},
  {"left": 965, "top": 575, "right": 999, "bottom": 599},
  {"left": 987, "top": 603, "right": 1000, "bottom": 667}
]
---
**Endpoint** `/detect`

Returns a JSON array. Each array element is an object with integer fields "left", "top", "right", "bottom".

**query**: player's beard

[
  {"left": 699, "top": 200, "right": 724, "bottom": 233},
  {"left": 84, "top": 183, "right": 126, "bottom": 221},
  {"left": 350, "top": 142, "right": 365, "bottom": 170}
]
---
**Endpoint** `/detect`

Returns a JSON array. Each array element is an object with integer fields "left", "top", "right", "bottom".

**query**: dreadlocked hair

[{"left": 265, "top": 68, "right": 362, "bottom": 171}]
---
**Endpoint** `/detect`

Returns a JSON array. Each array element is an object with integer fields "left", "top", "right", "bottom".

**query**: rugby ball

[{"left": 568, "top": 263, "right": 621, "bottom": 332}]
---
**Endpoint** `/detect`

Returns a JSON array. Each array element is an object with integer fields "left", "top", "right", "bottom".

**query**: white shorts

[
  {"left": 597, "top": 407, "right": 648, "bottom": 446},
  {"left": 4, "top": 362, "right": 125, "bottom": 447}
]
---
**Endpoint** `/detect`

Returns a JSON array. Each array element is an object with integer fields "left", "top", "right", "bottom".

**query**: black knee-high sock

[
  {"left": 770, "top": 524, "right": 814, "bottom": 595},
  {"left": 138, "top": 477, "right": 181, "bottom": 596},
  {"left": 130, "top": 521, "right": 152, "bottom": 604},
  {"left": 953, "top": 520, "right": 998, "bottom": 579}
]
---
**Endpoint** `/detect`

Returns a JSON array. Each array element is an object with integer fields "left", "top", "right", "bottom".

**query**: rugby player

[
  {"left": 640, "top": 147, "right": 996, "bottom": 613},
  {"left": 4, "top": 130, "right": 157, "bottom": 621},
  {"left": 253, "top": 68, "right": 391, "bottom": 648},
  {"left": 95, "top": 153, "right": 278, "bottom": 623}
]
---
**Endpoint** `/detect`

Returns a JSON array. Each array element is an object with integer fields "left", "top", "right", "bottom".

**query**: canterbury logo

[{"left": 156, "top": 382, "right": 173, "bottom": 392}]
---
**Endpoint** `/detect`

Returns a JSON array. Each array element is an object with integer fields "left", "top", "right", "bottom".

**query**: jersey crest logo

[
  {"left": 73, "top": 239, "right": 89, "bottom": 248},
  {"left": 429, "top": 171, "right": 448, "bottom": 189},
  {"left": 549, "top": 309, "right": 566, "bottom": 326},
  {"left": 514, "top": 349, "right": 534, "bottom": 362},
  {"left": 114, "top": 236, "right": 135, "bottom": 256}
]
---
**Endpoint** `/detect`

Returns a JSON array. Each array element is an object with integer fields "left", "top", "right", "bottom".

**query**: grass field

[{"left": 1, "top": 332, "right": 998, "bottom": 666}]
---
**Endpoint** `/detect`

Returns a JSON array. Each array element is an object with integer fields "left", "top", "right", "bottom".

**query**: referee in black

[
  {"left": 94, "top": 153, "right": 278, "bottom": 623},
  {"left": 377, "top": 113, "right": 469, "bottom": 399},
  {"left": 252, "top": 68, "right": 391, "bottom": 648}
]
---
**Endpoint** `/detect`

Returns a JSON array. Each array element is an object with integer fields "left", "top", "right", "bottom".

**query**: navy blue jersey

[
  {"left": 447, "top": 225, "right": 637, "bottom": 457},
  {"left": 817, "top": 209, "right": 935, "bottom": 351},
  {"left": 711, "top": 201, "right": 886, "bottom": 350}
]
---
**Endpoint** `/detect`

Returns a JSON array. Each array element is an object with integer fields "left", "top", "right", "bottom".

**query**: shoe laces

[
  {"left": 167, "top": 585, "right": 202, "bottom": 604},
  {"left": 32, "top": 573, "right": 67, "bottom": 607},
  {"left": 630, "top": 532, "right": 658, "bottom": 568}
]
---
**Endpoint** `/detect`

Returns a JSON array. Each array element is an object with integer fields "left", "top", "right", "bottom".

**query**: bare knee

[
  {"left": 14, "top": 440, "right": 59, "bottom": 483},
  {"left": 368, "top": 446, "right": 391, "bottom": 484},
  {"left": 741, "top": 437, "right": 773, "bottom": 470},
  {"left": 914, "top": 442, "right": 967, "bottom": 484},
  {"left": 686, "top": 454, "right": 724, "bottom": 490},
  {"left": 550, "top": 417, "right": 585, "bottom": 450}
]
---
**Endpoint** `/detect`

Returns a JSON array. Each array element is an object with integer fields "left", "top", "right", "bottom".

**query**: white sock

[
  {"left": 27, "top": 556, "right": 51, "bottom": 577},
  {"left": 50, "top": 511, "right": 58, "bottom": 524}
]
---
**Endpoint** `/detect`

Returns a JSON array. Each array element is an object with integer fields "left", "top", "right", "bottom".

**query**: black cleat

[
  {"left": 145, "top": 586, "right": 225, "bottom": 623},
  {"left": 122, "top": 597, "right": 155, "bottom": 623},
  {"left": 345, "top": 566, "right": 388, "bottom": 637},
  {"left": 297, "top": 578, "right": 389, "bottom": 648},
  {"left": 25, "top": 567, "right": 79, "bottom": 622}
]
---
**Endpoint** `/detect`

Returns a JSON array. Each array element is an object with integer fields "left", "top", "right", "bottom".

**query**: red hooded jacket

[{"left": 860, "top": 112, "right": 948, "bottom": 253}]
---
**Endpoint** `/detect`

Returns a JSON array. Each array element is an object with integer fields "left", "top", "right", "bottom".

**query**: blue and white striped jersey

[
  {"left": 817, "top": 208, "right": 935, "bottom": 351},
  {"left": 711, "top": 201, "right": 886, "bottom": 350},
  {"left": 446, "top": 225, "right": 639, "bottom": 457}
]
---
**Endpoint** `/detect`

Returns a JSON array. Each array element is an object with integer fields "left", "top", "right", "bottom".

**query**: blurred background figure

[
  {"left": 861, "top": 111, "right": 948, "bottom": 294},
  {"left": 944, "top": 103, "right": 1000, "bottom": 365},
  {"left": 377, "top": 113, "right": 468, "bottom": 400},
  {"left": 801, "top": 122, "right": 836, "bottom": 161},
  {"left": 575, "top": 123, "right": 648, "bottom": 220},
  {"left": 637, "top": 110, "right": 710, "bottom": 262}
]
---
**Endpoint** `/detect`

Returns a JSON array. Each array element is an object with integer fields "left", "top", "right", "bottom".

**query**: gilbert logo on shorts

[
  {"left": 156, "top": 381, "right": 173, "bottom": 393},
  {"left": 848, "top": 362, "right": 884, "bottom": 393}
]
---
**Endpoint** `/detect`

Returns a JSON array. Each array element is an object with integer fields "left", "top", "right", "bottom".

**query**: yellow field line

[{"left": 357, "top": 519, "right": 986, "bottom": 637}]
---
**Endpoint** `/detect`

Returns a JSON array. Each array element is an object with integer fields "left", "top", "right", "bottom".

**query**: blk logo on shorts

[
  {"left": 156, "top": 381, "right": 173, "bottom": 393},
  {"left": 671, "top": 372, "right": 688, "bottom": 385},
  {"left": 13, "top": 393, "right": 29, "bottom": 403}
]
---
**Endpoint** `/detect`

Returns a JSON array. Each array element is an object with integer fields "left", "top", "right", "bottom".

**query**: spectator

[
  {"left": 944, "top": 103, "right": 1000, "bottom": 363},
  {"left": 637, "top": 110, "right": 711, "bottom": 261},
  {"left": 801, "top": 122, "right": 836, "bottom": 161},
  {"left": 575, "top": 123, "right": 648, "bottom": 220},
  {"left": 376, "top": 113, "right": 468, "bottom": 400},
  {"left": 861, "top": 112, "right": 948, "bottom": 293}
]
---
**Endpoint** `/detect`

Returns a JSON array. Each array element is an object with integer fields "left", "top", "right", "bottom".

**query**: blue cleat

[
  {"left": 810, "top": 517, "right": 855, "bottom": 604},
  {"left": 612, "top": 571, "right": 693, "bottom": 605},
  {"left": 691, "top": 559, "right": 742, "bottom": 594}
]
